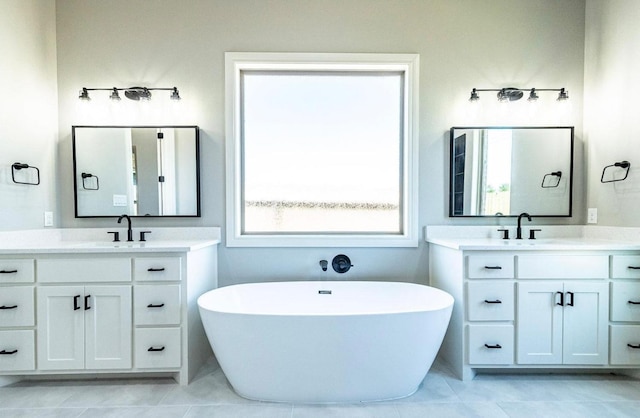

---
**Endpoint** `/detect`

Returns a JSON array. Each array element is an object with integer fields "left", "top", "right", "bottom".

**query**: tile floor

[{"left": 1, "top": 360, "right": 639, "bottom": 417}]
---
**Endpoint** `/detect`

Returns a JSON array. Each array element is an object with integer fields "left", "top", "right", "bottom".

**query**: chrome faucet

[
  {"left": 117, "top": 214, "right": 134, "bottom": 242},
  {"left": 516, "top": 212, "right": 532, "bottom": 240}
]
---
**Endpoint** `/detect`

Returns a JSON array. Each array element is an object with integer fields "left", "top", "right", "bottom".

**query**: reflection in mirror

[
  {"left": 449, "top": 127, "right": 573, "bottom": 217},
  {"left": 73, "top": 126, "right": 200, "bottom": 217}
]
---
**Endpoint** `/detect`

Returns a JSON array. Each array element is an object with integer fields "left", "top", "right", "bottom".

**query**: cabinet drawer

[
  {"left": 610, "top": 282, "right": 640, "bottom": 322},
  {"left": 518, "top": 255, "right": 608, "bottom": 279},
  {"left": 610, "top": 325, "right": 640, "bottom": 365},
  {"left": 467, "top": 255, "right": 514, "bottom": 279},
  {"left": 0, "top": 287, "right": 34, "bottom": 327},
  {"left": 134, "top": 285, "right": 181, "bottom": 325},
  {"left": 135, "top": 258, "right": 181, "bottom": 282},
  {"left": 467, "top": 325, "right": 514, "bottom": 365},
  {"left": 612, "top": 256, "right": 640, "bottom": 279},
  {"left": 135, "top": 328, "right": 181, "bottom": 369},
  {"left": 0, "top": 259, "right": 34, "bottom": 283},
  {"left": 38, "top": 258, "right": 131, "bottom": 283},
  {"left": 467, "top": 281, "right": 514, "bottom": 321},
  {"left": 0, "top": 330, "right": 35, "bottom": 371}
]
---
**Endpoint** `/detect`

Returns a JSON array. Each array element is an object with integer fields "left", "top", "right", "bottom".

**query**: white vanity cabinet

[
  {"left": 429, "top": 240, "right": 640, "bottom": 380},
  {"left": 0, "top": 231, "right": 219, "bottom": 386},
  {"left": 609, "top": 255, "right": 640, "bottom": 365},
  {"left": 0, "top": 259, "right": 35, "bottom": 372}
]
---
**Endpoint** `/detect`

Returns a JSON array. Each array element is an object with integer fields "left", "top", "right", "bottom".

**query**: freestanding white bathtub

[{"left": 197, "top": 281, "right": 453, "bottom": 403}]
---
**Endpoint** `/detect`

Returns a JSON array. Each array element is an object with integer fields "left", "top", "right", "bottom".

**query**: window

[{"left": 225, "top": 53, "right": 419, "bottom": 247}]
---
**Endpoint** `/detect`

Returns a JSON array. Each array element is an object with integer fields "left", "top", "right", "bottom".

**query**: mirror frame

[
  {"left": 72, "top": 125, "right": 201, "bottom": 218},
  {"left": 449, "top": 126, "right": 574, "bottom": 218}
]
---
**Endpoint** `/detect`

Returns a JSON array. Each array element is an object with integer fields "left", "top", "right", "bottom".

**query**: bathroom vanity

[
  {"left": 0, "top": 228, "right": 219, "bottom": 385},
  {"left": 427, "top": 226, "right": 640, "bottom": 380}
]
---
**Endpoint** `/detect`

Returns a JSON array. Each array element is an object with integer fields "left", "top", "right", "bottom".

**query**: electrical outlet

[
  {"left": 587, "top": 208, "right": 598, "bottom": 224},
  {"left": 44, "top": 211, "right": 54, "bottom": 227}
]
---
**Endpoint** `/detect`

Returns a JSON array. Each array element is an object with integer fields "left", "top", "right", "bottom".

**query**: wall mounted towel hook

[
  {"left": 541, "top": 171, "right": 562, "bottom": 188},
  {"left": 11, "top": 162, "right": 40, "bottom": 185},
  {"left": 601, "top": 161, "right": 630, "bottom": 183}
]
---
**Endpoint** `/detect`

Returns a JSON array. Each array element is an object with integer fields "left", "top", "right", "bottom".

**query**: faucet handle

[
  {"left": 139, "top": 231, "right": 152, "bottom": 242},
  {"left": 529, "top": 229, "right": 542, "bottom": 240},
  {"left": 497, "top": 229, "right": 510, "bottom": 240},
  {"left": 107, "top": 231, "right": 120, "bottom": 242}
]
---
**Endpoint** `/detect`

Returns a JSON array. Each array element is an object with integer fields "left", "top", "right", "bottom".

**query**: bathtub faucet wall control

[{"left": 332, "top": 254, "right": 353, "bottom": 273}]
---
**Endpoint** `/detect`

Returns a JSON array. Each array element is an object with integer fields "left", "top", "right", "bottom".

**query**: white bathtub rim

[{"left": 197, "top": 280, "right": 454, "bottom": 317}]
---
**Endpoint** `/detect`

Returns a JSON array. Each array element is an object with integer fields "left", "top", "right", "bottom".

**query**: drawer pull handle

[
  {"left": 148, "top": 346, "right": 165, "bottom": 352},
  {"left": 484, "top": 300, "right": 502, "bottom": 304},
  {"left": 0, "top": 305, "right": 18, "bottom": 310},
  {"left": 556, "top": 291, "right": 564, "bottom": 306},
  {"left": 628, "top": 300, "right": 640, "bottom": 305},
  {"left": 0, "top": 269, "right": 18, "bottom": 274},
  {"left": 147, "top": 303, "right": 165, "bottom": 308},
  {"left": 73, "top": 295, "right": 81, "bottom": 311},
  {"left": 0, "top": 349, "right": 18, "bottom": 355},
  {"left": 484, "top": 344, "right": 502, "bottom": 349},
  {"left": 627, "top": 344, "right": 640, "bottom": 349},
  {"left": 147, "top": 267, "right": 166, "bottom": 272},
  {"left": 628, "top": 266, "right": 640, "bottom": 270},
  {"left": 85, "top": 295, "right": 91, "bottom": 310},
  {"left": 484, "top": 266, "right": 502, "bottom": 270}
]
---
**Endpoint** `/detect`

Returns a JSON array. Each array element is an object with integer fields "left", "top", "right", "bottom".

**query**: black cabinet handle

[
  {"left": 627, "top": 344, "right": 640, "bottom": 349},
  {"left": 148, "top": 346, "right": 165, "bottom": 352},
  {"left": 556, "top": 291, "right": 564, "bottom": 306},
  {"left": 147, "top": 267, "right": 166, "bottom": 272},
  {"left": 628, "top": 300, "right": 640, "bottom": 305},
  {"left": 84, "top": 295, "right": 91, "bottom": 310},
  {"left": 0, "top": 349, "right": 18, "bottom": 355},
  {"left": 484, "top": 300, "right": 502, "bottom": 304},
  {"left": 0, "top": 305, "right": 18, "bottom": 310},
  {"left": 147, "top": 303, "right": 165, "bottom": 308},
  {"left": 73, "top": 295, "right": 81, "bottom": 311},
  {"left": 566, "top": 291, "right": 575, "bottom": 307},
  {"left": 0, "top": 269, "right": 18, "bottom": 274},
  {"left": 628, "top": 266, "right": 640, "bottom": 270},
  {"left": 484, "top": 266, "right": 502, "bottom": 270},
  {"left": 484, "top": 344, "right": 502, "bottom": 349}
]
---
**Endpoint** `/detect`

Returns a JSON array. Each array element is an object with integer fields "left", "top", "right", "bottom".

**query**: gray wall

[
  {"left": 0, "top": 0, "right": 58, "bottom": 230},
  {"left": 5, "top": 0, "right": 588, "bottom": 286},
  {"left": 584, "top": 0, "right": 640, "bottom": 226}
]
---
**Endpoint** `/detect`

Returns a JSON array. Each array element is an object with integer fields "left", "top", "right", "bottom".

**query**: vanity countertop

[
  {"left": 0, "top": 227, "right": 221, "bottom": 254},
  {"left": 426, "top": 237, "right": 640, "bottom": 251},
  {"left": 425, "top": 225, "right": 640, "bottom": 251}
]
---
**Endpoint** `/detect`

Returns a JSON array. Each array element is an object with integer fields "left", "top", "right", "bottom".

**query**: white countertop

[
  {"left": 426, "top": 237, "right": 640, "bottom": 251},
  {"left": 0, "top": 227, "right": 221, "bottom": 254},
  {"left": 425, "top": 225, "right": 640, "bottom": 251}
]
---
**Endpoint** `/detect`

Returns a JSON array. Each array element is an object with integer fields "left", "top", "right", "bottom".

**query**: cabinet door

[
  {"left": 37, "top": 286, "right": 85, "bottom": 370},
  {"left": 85, "top": 286, "right": 132, "bottom": 369},
  {"left": 517, "top": 282, "right": 563, "bottom": 364},
  {"left": 562, "top": 282, "right": 608, "bottom": 365}
]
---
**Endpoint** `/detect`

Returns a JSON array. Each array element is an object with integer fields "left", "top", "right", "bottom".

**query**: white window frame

[{"left": 225, "top": 52, "right": 419, "bottom": 247}]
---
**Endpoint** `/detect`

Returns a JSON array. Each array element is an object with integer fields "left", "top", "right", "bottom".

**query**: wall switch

[
  {"left": 44, "top": 211, "right": 54, "bottom": 227},
  {"left": 587, "top": 208, "right": 598, "bottom": 224}
]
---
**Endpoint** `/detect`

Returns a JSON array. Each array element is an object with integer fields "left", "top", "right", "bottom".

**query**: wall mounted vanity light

[
  {"left": 11, "top": 162, "right": 40, "bottom": 185},
  {"left": 78, "top": 86, "right": 180, "bottom": 101},
  {"left": 469, "top": 87, "right": 569, "bottom": 103}
]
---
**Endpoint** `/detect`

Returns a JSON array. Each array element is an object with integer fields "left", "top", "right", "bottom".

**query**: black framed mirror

[
  {"left": 73, "top": 126, "right": 200, "bottom": 218},
  {"left": 449, "top": 126, "right": 573, "bottom": 217}
]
